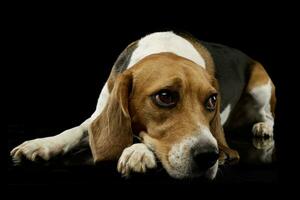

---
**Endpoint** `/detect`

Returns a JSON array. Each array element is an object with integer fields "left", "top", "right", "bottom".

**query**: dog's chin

[{"left": 163, "top": 160, "right": 219, "bottom": 180}]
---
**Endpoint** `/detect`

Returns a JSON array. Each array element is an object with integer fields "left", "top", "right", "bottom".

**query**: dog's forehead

[{"left": 130, "top": 53, "right": 211, "bottom": 88}]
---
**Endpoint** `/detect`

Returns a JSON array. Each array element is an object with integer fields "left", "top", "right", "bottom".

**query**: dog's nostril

[{"left": 193, "top": 151, "right": 219, "bottom": 170}]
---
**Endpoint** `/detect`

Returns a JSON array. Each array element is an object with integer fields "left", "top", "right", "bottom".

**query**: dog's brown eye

[
  {"left": 205, "top": 94, "right": 217, "bottom": 111},
  {"left": 152, "top": 90, "right": 179, "bottom": 108}
]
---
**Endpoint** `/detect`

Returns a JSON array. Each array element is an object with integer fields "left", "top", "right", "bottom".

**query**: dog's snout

[{"left": 193, "top": 150, "right": 219, "bottom": 170}]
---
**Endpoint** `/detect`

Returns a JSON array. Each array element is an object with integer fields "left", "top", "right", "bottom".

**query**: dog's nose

[{"left": 193, "top": 150, "right": 219, "bottom": 170}]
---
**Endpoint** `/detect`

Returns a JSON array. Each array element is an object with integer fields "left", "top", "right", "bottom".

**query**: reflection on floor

[
  {"left": 7, "top": 127, "right": 278, "bottom": 185},
  {"left": 231, "top": 137, "right": 276, "bottom": 165}
]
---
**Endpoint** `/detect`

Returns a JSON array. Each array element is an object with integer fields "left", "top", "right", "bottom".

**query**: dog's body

[{"left": 11, "top": 32, "right": 276, "bottom": 180}]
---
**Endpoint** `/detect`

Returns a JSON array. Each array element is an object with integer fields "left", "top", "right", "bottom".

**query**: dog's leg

[
  {"left": 10, "top": 82, "right": 111, "bottom": 163},
  {"left": 249, "top": 83, "right": 275, "bottom": 137},
  {"left": 227, "top": 62, "right": 276, "bottom": 137},
  {"left": 10, "top": 119, "right": 90, "bottom": 163},
  {"left": 246, "top": 62, "right": 276, "bottom": 137}
]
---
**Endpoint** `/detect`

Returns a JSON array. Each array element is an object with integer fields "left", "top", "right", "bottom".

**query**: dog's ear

[
  {"left": 88, "top": 71, "right": 133, "bottom": 162},
  {"left": 209, "top": 87, "right": 227, "bottom": 147},
  {"left": 210, "top": 78, "right": 240, "bottom": 162}
]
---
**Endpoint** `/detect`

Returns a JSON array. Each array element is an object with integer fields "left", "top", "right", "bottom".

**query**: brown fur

[
  {"left": 89, "top": 53, "right": 229, "bottom": 164},
  {"left": 225, "top": 61, "right": 276, "bottom": 130},
  {"left": 89, "top": 51, "right": 274, "bottom": 167},
  {"left": 246, "top": 61, "right": 276, "bottom": 117},
  {"left": 128, "top": 53, "right": 222, "bottom": 168},
  {"left": 209, "top": 79, "right": 240, "bottom": 162},
  {"left": 185, "top": 36, "right": 240, "bottom": 162},
  {"left": 89, "top": 71, "right": 133, "bottom": 162},
  {"left": 246, "top": 61, "right": 270, "bottom": 91}
]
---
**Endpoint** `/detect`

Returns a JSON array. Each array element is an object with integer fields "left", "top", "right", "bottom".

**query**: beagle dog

[{"left": 10, "top": 31, "right": 276, "bottom": 180}]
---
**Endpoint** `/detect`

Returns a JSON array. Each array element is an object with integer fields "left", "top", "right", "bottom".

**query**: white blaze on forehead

[
  {"left": 167, "top": 126, "right": 218, "bottom": 178},
  {"left": 128, "top": 31, "right": 206, "bottom": 69}
]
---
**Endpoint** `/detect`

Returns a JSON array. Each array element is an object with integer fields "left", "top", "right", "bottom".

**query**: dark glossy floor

[{"left": 7, "top": 125, "right": 278, "bottom": 186}]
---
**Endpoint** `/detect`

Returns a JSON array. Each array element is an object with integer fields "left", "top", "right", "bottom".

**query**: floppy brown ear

[
  {"left": 210, "top": 79, "right": 240, "bottom": 162},
  {"left": 209, "top": 87, "right": 228, "bottom": 148},
  {"left": 88, "top": 71, "right": 133, "bottom": 162}
]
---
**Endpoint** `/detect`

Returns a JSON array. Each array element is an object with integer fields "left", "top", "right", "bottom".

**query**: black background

[{"left": 7, "top": 2, "right": 295, "bottom": 196}]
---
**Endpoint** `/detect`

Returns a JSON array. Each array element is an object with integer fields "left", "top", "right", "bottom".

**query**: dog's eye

[
  {"left": 152, "top": 90, "right": 179, "bottom": 108},
  {"left": 205, "top": 94, "right": 217, "bottom": 112}
]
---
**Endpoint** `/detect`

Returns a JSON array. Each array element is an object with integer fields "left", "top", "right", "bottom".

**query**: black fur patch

[
  {"left": 201, "top": 42, "right": 252, "bottom": 111},
  {"left": 112, "top": 41, "right": 138, "bottom": 73}
]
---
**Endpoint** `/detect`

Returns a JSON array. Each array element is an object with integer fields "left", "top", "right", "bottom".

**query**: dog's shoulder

[{"left": 201, "top": 41, "right": 253, "bottom": 110}]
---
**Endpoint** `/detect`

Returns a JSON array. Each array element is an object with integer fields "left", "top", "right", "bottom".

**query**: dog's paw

[
  {"left": 10, "top": 138, "right": 64, "bottom": 164},
  {"left": 252, "top": 122, "right": 273, "bottom": 137},
  {"left": 252, "top": 137, "right": 275, "bottom": 150},
  {"left": 117, "top": 143, "right": 157, "bottom": 177},
  {"left": 218, "top": 146, "right": 240, "bottom": 165}
]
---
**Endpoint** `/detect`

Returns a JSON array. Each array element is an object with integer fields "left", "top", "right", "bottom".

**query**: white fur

[
  {"left": 167, "top": 125, "right": 218, "bottom": 179},
  {"left": 10, "top": 81, "right": 113, "bottom": 163},
  {"left": 10, "top": 119, "right": 90, "bottom": 163},
  {"left": 128, "top": 32, "right": 206, "bottom": 69},
  {"left": 117, "top": 143, "right": 157, "bottom": 177},
  {"left": 249, "top": 80, "right": 274, "bottom": 136},
  {"left": 12, "top": 32, "right": 274, "bottom": 180},
  {"left": 91, "top": 82, "right": 110, "bottom": 121},
  {"left": 249, "top": 80, "right": 273, "bottom": 125},
  {"left": 220, "top": 104, "right": 231, "bottom": 125},
  {"left": 243, "top": 137, "right": 275, "bottom": 164},
  {"left": 10, "top": 32, "right": 207, "bottom": 163},
  {"left": 252, "top": 122, "right": 273, "bottom": 137}
]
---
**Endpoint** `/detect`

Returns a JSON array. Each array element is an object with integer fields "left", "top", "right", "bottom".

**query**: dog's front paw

[
  {"left": 252, "top": 122, "right": 273, "bottom": 137},
  {"left": 117, "top": 143, "right": 157, "bottom": 177},
  {"left": 218, "top": 146, "right": 240, "bottom": 165},
  {"left": 10, "top": 137, "right": 64, "bottom": 164}
]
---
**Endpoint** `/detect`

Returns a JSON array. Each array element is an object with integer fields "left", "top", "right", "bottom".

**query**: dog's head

[{"left": 89, "top": 53, "right": 222, "bottom": 179}]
